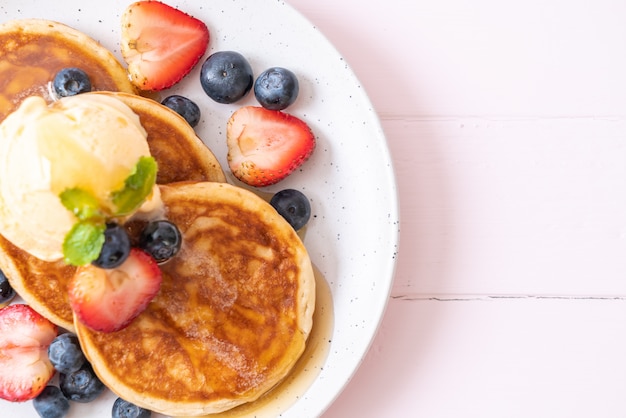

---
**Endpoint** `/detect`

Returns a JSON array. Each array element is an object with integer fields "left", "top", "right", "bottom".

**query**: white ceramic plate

[{"left": 0, "top": 1, "right": 399, "bottom": 417}]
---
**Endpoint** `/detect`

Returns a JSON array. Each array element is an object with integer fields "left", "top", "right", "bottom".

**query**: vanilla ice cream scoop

[{"left": 0, "top": 94, "right": 158, "bottom": 261}]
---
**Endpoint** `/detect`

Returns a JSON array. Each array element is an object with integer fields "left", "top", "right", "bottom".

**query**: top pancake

[
  {"left": 76, "top": 182, "right": 316, "bottom": 416},
  {"left": 0, "top": 19, "right": 136, "bottom": 121}
]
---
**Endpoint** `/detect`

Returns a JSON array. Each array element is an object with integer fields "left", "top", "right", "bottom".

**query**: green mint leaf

[
  {"left": 111, "top": 156, "right": 157, "bottom": 216},
  {"left": 59, "top": 188, "right": 103, "bottom": 221},
  {"left": 63, "top": 220, "right": 106, "bottom": 266}
]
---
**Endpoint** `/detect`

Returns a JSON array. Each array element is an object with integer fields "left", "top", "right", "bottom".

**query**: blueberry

[
  {"left": 92, "top": 223, "right": 131, "bottom": 269},
  {"left": 139, "top": 220, "right": 182, "bottom": 263},
  {"left": 161, "top": 95, "right": 201, "bottom": 127},
  {"left": 200, "top": 51, "right": 253, "bottom": 104},
  {"left": 112, "top": 397, "right": 151, "bottom": 418},
  {"left": 254, "top": 67, "right": 299, "bottom": 110},
  {"left": 59, "top": 362, "right": 105, "bottom": 403},
  {"left": 33, "top": 386, "right": 70, "bottom": 418},
  {"left": 53, "top": 68, "right": 92, "bottom": 97},
  {"left": 269, "top": 189, "right": 311, "bottom": 230},
  {"left": 48, "top": 333, "right": 86, "bottom": 374},
  {"left": 0, "top": 269, "right": 15, "bottom": 307}
]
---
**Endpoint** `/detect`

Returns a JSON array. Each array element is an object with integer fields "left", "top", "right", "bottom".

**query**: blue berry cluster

[
  {"left": 34, "top": 332, "right": 151, "bottom": 417},
  {"left": 199, "top": 51, "right": 299, "bottom": 110}
]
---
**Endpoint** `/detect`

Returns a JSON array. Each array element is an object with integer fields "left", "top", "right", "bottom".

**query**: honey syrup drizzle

[{"left": 184, "top": 265, "right": 333, "bottom": 418}]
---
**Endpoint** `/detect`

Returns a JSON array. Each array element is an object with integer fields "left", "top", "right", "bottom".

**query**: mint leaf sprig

[
  {"left": 63, "top": 221, "right": 107, "bottom": 266},
  {"left": 112, "top": 156, "right": 158, "bottom": 216},
  {"left": 61, "top": 156, "right": 157, "bottom": 266}
]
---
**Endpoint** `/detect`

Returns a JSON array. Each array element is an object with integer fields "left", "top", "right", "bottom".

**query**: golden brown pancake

[
  {"left": 0, "top": 18, "right": 136, "bottom": 121},
  {"left": 0, "top": 93, "right": 225, "bottom": 330},
  {"left": 76, "top": 182, "right": 315, "bottom": 416}
]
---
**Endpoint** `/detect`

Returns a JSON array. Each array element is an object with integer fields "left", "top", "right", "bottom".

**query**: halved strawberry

[
  {"left": 121, "top": 1, "right": 210, "bottom": 91},
  {"left": 68, "top": 248, "right": 162, "bottom": 333},
  {"left": 0, "top": 304, "right": 57, "bottom": 402},
  {"left": 226, "top": 106, "right": 316, "bottom": 187}
]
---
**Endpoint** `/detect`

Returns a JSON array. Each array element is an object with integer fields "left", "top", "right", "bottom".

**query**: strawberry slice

[
  {"left": 121, "top": 1, "right": 210, "bottom": 91},
  {"left": 68, "top": 248, "right": 162, "bottom": 333},
  {"left": 226, "top": 106, "right": 316, "bottom": 187},
  {"left": 0, "top": 304, "right": 57, "bottom": 402}
]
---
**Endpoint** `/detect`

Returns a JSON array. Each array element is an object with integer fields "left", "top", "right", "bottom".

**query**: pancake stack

[{"left": 0, "top": 18, "right": 315, "bottom": 416}]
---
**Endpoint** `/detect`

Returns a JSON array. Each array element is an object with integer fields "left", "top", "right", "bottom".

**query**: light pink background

[{"left": 288, "top": 0, "right": 626, "bottom": 417}]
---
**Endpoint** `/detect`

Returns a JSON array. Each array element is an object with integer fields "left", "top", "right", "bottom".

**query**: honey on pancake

[
  {"left": 192, "top": 266, "right": 333, "bottom": 418},
  {"left": 0, "top": 235, "right": 74, "bottom": 326},
  {"left": 0, "top": 19, "right": 136, "bottom": 121}
]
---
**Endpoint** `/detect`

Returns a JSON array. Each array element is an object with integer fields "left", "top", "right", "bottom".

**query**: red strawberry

[
  {"left": 0, "top": 304, "right": 57, "bottom": 402},
  {"left": 121, "top": 1, "right": 210, "bottom": 91},
  {"left": 68, "top": 248, "right": 162, "bottom": 333},
  {"left": 226, "top": 106, "right": 316, "bottom": 187}
]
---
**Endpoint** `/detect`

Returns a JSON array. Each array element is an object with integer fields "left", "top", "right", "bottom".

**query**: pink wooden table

[{"left": 288, "top": 0, "right": 626, "bottom": 416}]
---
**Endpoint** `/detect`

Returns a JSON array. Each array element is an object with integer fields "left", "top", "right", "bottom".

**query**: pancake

[
  {"left": 76, "top": 182, "right": 316, "bottom": 416},
  {"left": 0, "top": 18, "right": 136, "bottom": 122},
  {"left": 0, "top": 92, "right": 226, "bottom": 330}
]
